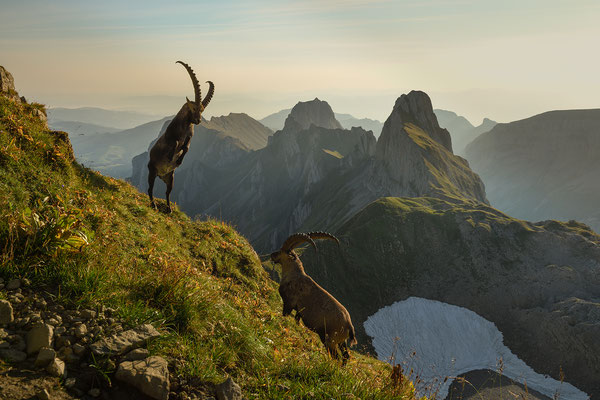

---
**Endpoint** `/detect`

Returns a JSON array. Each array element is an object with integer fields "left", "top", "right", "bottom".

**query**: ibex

[
  {"left": 271, "top": 232, "right": 357, "bottom": 363},
  {"left": 147, "top": 61, "right": 214, "bottom": 212}
]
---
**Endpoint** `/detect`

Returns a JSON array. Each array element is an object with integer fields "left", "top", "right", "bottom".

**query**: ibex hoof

[
  {"left": 150, "top": 201, "right": 157, "bottom": 210},
  {"left": 166, "top": 206, "right": 172, "bottom": 214}
]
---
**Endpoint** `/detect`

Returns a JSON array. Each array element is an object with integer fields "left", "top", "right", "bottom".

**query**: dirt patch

[{"left": 0, "top": 361, "right": 76, "bottom": 400}]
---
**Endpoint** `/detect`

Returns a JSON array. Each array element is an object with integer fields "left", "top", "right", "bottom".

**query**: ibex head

[
  {"left": 176, "top": 61, "right": 214, "bottom": 125},
  {"left": 271, "top": 232, "right": 340, "bottom": 264}
]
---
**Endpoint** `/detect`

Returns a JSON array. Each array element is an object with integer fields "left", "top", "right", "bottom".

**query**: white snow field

[{"left": 364, "top": 297, "right": 589, "bottom": 400}]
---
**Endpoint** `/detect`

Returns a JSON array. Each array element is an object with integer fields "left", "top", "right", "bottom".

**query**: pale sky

[{"left": 1, "top": 0, "right": 599, "bottom": 125}]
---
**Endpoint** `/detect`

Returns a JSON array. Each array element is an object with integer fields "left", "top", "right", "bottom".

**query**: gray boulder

[
  {"left": 26, "top": 323, "right": 54, "bottom": 355},
  {"left": 216, "top": 377, "right": 243, "bottom": 400},
  {"left": 46, "top": 358, "right": 66, "bottom": 377},
  {"left": 0, "top": 348, "right": 27, "bottom": 362},
  {"left": 90, "top": 324, "right": 160, "bottom": 356},
  {"left": 0, "top": 300, "right": 13, "bottom": 324},
  {"left": 34, "top": 346, "right": 56, "bottom": 367},
  {"left": 27, "top": 324, "right": 54, "bottom": 354},
  {"left": 115, "top": 356, "right": 170, "bottom": 400}
]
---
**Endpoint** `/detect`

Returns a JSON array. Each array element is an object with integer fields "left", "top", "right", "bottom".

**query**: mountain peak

[
  {"left": 282, "top": 98, "right": 343, "bottom": 133},
  {"left": 387, "top": 90, "right": 452, "bottom": 151}
]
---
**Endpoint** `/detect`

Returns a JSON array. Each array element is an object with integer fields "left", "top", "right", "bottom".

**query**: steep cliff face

[
  {"left": 303, "top": 197, "right": 600, "bottom": 398},
  {"left": 377, "top": 91, "right": 452, "bottom": 153},
  {"left": 373, "top": 92, "right": 487, "bottom": 203},
  {"left": 465, "top": 109, "right": 600, "bottom": 233}
]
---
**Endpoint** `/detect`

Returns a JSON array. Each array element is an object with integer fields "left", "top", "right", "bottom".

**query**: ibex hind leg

[
  {"left": 164, "top": 171, "right": 174, "bottom": 213},
  {"left": 147, "top": 164, "right": 158, "bottom": 209}
]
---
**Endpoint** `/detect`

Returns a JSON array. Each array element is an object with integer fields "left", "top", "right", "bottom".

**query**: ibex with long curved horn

[
  {"left": 271, "top": 232, "right": 357, "bottom": 363},
  {"left": 147, "top": 61, "right": 214, "bottom": 212}
]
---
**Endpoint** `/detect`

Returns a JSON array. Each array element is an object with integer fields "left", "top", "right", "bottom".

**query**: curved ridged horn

[
  {"left": 281, "top": 233, "right": 316, "bottom": 253},
  {"left": 307, "top": 231, "right": 340, "bottom": 246},
  {"left": 202, "top": 81, "right": 214, "bottom": 109},
  {"left": 176, "top": 61, "right": 201, "bottom": 105}
]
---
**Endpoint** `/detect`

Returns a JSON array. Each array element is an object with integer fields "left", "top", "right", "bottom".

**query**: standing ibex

[
  {"left": 147, "top": 61, "right": 214, "bottom": 212},
  {"left": 271, "top": 232, "right": 357, "bottom": 363}
]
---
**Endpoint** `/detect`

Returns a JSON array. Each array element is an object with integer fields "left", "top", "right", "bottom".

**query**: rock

[
  {"left": 115, "top": 356, "right": 170, "bottom": 400},
  {"left": 64, "top": 377, "right": 76, "bottom": 388},
  {"left": 90, "top": 324, "right": 160, "bottom": 356},
  {"left": 81, "top": 309, "right": 97, "bottom": 319},
  {"left": 0, "top": 341, "right": 9, "bottom": 349},
  {"left": 46, "top": 358, "right": 66, "bottom": 377},
  {"left": 123, "top": 348, "right": 150, "bottom": 361},
  {"left": 0, "top": 300, "right": 13, "bottom": 324},
  {"left": 88, "top": 388, "right": 101, "bottom": 397},
  {"left": 26, "top": 323, "right": 54, "bottom": 354},
  {"left": 74, "top": 323, "right": 87, "bottom": 338},
  {"left": 0, "top": 328, "right": 7, "bottom": 339},
  {"left": 36, "top": 388, "right": 51, "bottom": 400},
  {"left": 0, "top": 348, "right": 27, "bottom": 362},
  {"left": 0, "top": 66, "right": 19, "bottom": 101},
  {"left": 6, "top": 279, "right": 21, "bottom": 290},
  {"left": 216, "top": 377, "right": 243, "bottom": 400},
  {"left": 34, "top": 346, "right": 56, "bottom": 367},
  {"left": 7, "top": 334, "right": 26, "bottom": 351},
  {"left": 72, "top": 342, "right": 86, "bottom": 356},
  {"left": 33, "top": 108, "right": 47, "bottom": 124},
  {"left": 54, "top": 336, "right": 71, "bottom": 350}
]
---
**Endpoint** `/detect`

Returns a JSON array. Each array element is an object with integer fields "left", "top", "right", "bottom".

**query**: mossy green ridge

[{"left": 0, "top": 94, "right": 421, "bottom": 399}]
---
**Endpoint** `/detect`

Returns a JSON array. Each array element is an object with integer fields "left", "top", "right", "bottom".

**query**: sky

[{"left": 1, "top": 0, "right": 599, "bottom": 125}]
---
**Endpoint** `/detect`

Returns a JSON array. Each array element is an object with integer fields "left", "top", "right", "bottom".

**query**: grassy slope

[{"left": 0, "top": 96, "right": 420, "bottom": 399}]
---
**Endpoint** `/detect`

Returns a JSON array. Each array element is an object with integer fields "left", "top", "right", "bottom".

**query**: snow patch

[{"left": 364, "top": 297, "right": 588, "bottom": 400}]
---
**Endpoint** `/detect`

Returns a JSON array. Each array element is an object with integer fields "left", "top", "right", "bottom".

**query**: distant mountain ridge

[
  {"left": 465, "top": 108, "right": 600, "bottom": 233},
  {"left": 260, "top": 107, "right": 384, "bottom": 137},
  {"left": 47, "top": 107, "right": 162, "bottom": 130},
  {"left": 434, "top": 109, "right": 496, "bottom": 155},
  {"left": 48, "top": 120, "right": 120, "bottom": 137},
  {"left": 132, "top": 91, "right": 488, "bottom": 251}
]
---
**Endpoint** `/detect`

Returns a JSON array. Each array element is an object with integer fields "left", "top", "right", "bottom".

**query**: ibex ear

[{"left": 186, "top": 97, "right": 195, "bottom": 111}]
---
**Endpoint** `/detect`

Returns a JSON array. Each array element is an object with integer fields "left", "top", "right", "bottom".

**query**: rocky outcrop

[
  {"left": 282, "top": 98, "right": 343, "bottom": 133},
  {"left": 0, "top": 66, "right": 21, "bottom": 102},
  {"left": 378, "top": 91, "right": 452, "bottom": 152},
  {"left": 304, "top": 197, "right": 600, "bottom": 398},
  {"left": 465, "top": 109, "right": 600, "bottom": 233}
]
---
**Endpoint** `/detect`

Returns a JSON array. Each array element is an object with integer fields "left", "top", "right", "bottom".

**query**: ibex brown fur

[
  {"left": 271, "top": 232, "right": 357, "bottom": 363},
  {"left": 147, "top": 61, "right": 214, "bottom": 212}
]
